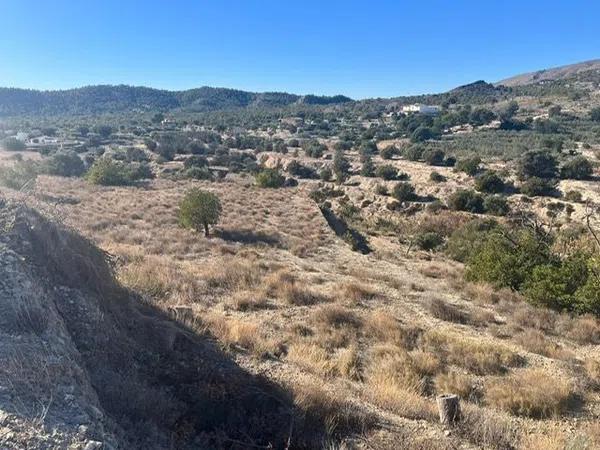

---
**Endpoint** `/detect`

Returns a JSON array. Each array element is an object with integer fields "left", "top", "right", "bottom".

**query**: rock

[{"left": 83, "top": 441, "right": 103, "bottom": 450}]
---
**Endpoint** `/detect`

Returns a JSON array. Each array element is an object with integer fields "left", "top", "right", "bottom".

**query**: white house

[{"left": 401, "top": 104, "right": 441, "bottom": 115}]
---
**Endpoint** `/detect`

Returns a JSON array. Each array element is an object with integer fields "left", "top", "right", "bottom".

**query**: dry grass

[
  {"left": 204, "top": 314, "right": 280, "bottom": 357},
  {"left": 312, "top": 305, "right": 363, "bottom": 349},
  {"left": 287, "top": 342, "right": 337, "bottom": 377},
  {"left": 459, "top": 405, "right": 520, "bottom": 450},
  {"left": 423, "top": 330, "right": 523, "bottom": 375},
  {"left": 337, "top": 280, "right": 378, "bottom": 304},
  {"left": 365, "top": 358, "right": 437, "bottom": 421},
  {"left": 264, "top": 269, "right": 326, "bottom": 305},
  {"left": 513, "top": 330, "right": 572, "bottom": 360},
  {"left": 435, "top": 371, "right": 478, "bottom": 401},
  {"left": 485, "top": 369, "right": 575, "bottom": 418},
  {"left": 364, "top": 310, "right": 422, "bottom": 350},
  {"left": 226, "top": 290, "right": 269, "bottom": 311},
  {"left": 510, "top": 303, "right": 558, "bottom": 332},
  {"left": 563, "top": 314, "right": 600, "bottom": 345},
  {"left": 427, "top": 298, "right": 470, "bottom": 324},
  {"left": 201, "top": 256, "right": 265, "bottom": 291},
  {"left": 292, "top": 381, "right": 376, "bottom": 444},
  {"left": 585, "top": 358, "right": 600, "bottom": 389}
]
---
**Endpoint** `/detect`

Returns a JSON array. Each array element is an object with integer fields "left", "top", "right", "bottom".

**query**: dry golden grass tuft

[
  {"left": 312, "top": 305, "right": 362, "bottom": 331},
  {"left": 226, "top": 290, "right": 269, "bottom": 311},
  {"left": 364, "top": 310, "right": 422, "bottom": 350},
  {"left": 202, "top": 256, "right": 265, "bottom": 292},
  {"left": 459, "top": 405, "right": 520, "bottom": 450},
  {"left": 204, "top": 314, "right": 280, "bottom": 357},
  {"left": 264, "top": 269, "right": 326, "bottom": 305},
  {"left": 336, "top": 280, "right": 378, "bottom": 304},
  {"left": 585, "top": 358, "right": 600, "bottom": 389},
  {"left": 287, "top": 342, "right": 337, "bottom": 377},
  {"left": 423, "top": 330, "right": 523, "bottom": 375},
  {"left": 312, "top": 305, "right": 363, "bottom": 349},
  {"left": 513, "top": 330, "right": 573, "bottom": 360},
  {"left": 563, "top": 314, "right": 600, "bottom": 345},
  {"left": 510, "top": 302, "right": 558, "bottom": 332},
  {"left": 365, "top": 350, "right": 437, "bottom": 420},
  {"left": 435, "top": 371, "right": 478, "bottom": 401},
  {"left": 463, "top": 282, "right": 524, "bottom": 306},
  {"left": 427, "top": 298, "right": 471, "bottom": 324},
  {"left": 485, "top": 369, "right": 575, "bottom": 418},
  {"left": 292, "top": 381, "right": 376, "bottom": 443}
]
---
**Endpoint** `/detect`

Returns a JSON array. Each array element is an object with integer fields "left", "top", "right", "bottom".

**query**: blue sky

[{"left": 0, "top": 0, "right": 598, "bottom": 98}]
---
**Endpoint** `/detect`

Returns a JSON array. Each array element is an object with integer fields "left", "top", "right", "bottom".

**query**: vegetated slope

[
  {"left": 0, "top": 85, "right": 353, "bottom": 116},
  {"left": 0, "top": 201, "right": 327, "bottom": 450},
  {"left": 497, "top": 59, "right": 600, "bottom": 86}
]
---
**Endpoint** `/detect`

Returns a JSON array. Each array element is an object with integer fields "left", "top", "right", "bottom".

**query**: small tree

[
  {"left": 44, "top": 151, "right": 85, "bottom": 177},
  {"left": 474, "top": 170, "right": 505, "bottom": 193},
  {"left": 560, "top": 156, "right": 593, "bottom": 180},
  {"left": 518, "top": 150, "right": 558, "bottom": 180},
  {"left": 256, "top": 168, "right": 285, "bottom": 188},
  {"left": 360, "top": 155, "right": 375, "bottom": 177},
  {"left": 178, "top": 188, "right": 222, "bottom": 237},
  {"left": 448, "top": 189, "right": 484, "bottom": 213},
  {"left": 333, "top": 148, "right": 350, "bottom": 183},
  {"left": 455, "top": 157, "right": 482, "bottom": 176},
  {"left": 392, "top": 182, "right": 416, "bottom": 202},
  {"left": 423, "top": 149, "right": 445, "bottom": 166},
  {"left": 589, "top": 107, "right": 600, "bottom": 122}
]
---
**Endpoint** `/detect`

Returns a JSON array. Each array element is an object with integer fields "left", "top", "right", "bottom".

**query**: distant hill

[
  {"left": 0, "top": 85, "right": 353, "bottom": 117},
  {"left": 496, "top": 59, "right": 600, "bottom": 87}
]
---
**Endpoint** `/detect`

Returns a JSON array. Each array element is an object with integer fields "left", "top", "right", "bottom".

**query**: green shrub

[
  {"left": 590, "top": 107, "right": 600, "bottom": 122},
  {"left": 0, "top": 159, "right": 38, "bottom": 190},
  {"left": 380, "top": 145, "right": 399, "bottom": 160},
  {"left": 43, "top": 151, "right": 85, "bottom": 177},
  {"left": 374, "top": 184, "right": 388, "bottom": 195},
  {"left": 415, "top": 232, "right": 444, "bottom": 251},
  {"left": 86, "top": 158, "right": 133, "bottom": 186},
  {"left": 560, "top": 156, "right": 593, "bottom": 180},
  {"left": 483, "top": 195, "right": 510, "bottom": 216},
  {"left": 564, "top": 190, "right": 583, "bottom": 203},
  {"left": 333, "top": 149, "right": 350, "bottom": 182},
  {"left": 1, "top": 137, "right": 26, "bottom": 151},
  {"left": 375, "top": 164, "right": 398, "bottom": 180},
  {"left": 465, "top": 230, "right": 552, "bottom": 290},
  {"left": 474, "top": 170, "right": 505, "bottom": 193},
  {"left": 523, "top": 253, "right": 589, "bottom": 311},
  {"left": 423, "top": 149, "right": 446, "bottom": 166},
  {"left": 430, "top": 171, "right": 446, "bottom": 182},
  {"left": 403, "top": 145, "right": 424, "bottom": 161},
  {"left": 360, "top": 157, "right": 375, "bottom": 177},
  {"left": 448, "top": 189, "right": 484, "bottom": 213},
  {"left": 455, "top": 157, "right": 482, "bottom": 176},
  {"left": 256, "top": 168, "right": 285, "bottom": 188},
  {"left": 319, "top": 167, "right": 332, "bottom": 181},
  {"left": 178, "top": 188, "right": 222, "bottom": 237},
  {"left": 184, "top": 155, "right": 209, "bottom": 169},
  {"left": 518, "top": 150, "right": 558, "bottom": 179},
  {"left": 520, "top": 177, "right": 557, "bottom": 197},
  {"left": 411, "top": 126, "right": 435, "bottom": 142},
  {"left": 184, "top": 167, "right": 212, "bottom": 180},
  {"left": 392, "top": 182, "right": 416, "bottom": 202},
  {"left": 446, "top": 218, "right": 499, "bottom": 263}
]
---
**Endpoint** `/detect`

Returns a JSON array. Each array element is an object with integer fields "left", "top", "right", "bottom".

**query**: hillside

[
  {"left": 0, "top": 85, "right": 353, "bottom": 117},
  {"left": 0, "top": 200, "right": 337, "bottom": 449},
  {"left": 497, "top": 59, "right": 600, "bottom": 86}
]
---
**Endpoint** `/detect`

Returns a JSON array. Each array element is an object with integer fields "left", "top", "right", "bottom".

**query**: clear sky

[{"left": 0, "top": 0, "right": 598, "bottom": 99}]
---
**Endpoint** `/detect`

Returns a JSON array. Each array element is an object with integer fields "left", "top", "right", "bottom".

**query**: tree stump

[{"left": 437, "top": 394, "right": 461, "bottom": 425}]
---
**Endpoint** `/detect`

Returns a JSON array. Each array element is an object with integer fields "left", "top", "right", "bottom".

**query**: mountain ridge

[
  {"left": 0, "top": 84, "right": 353, "bottom": 116},
  {"left": 496, "top": 59, "right": 600, "bottom": 86}
]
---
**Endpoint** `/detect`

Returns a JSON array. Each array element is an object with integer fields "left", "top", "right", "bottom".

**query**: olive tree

[{"left": 178, "top": 188, "right": 222, "bottom": 237}]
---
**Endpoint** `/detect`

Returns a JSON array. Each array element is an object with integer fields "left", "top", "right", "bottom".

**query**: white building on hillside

[{"left": 401, "top": 104, "right": 441, "bottom": 115}]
